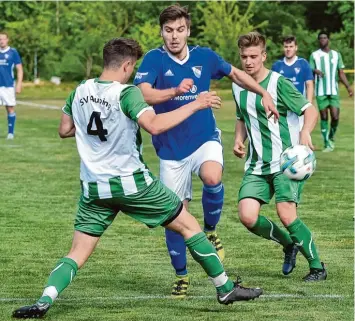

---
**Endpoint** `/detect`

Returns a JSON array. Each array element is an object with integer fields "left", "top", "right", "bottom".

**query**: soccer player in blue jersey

[
  {"left": 0, "top": 32, "right": 23, "bottom": 139},
  {"left": 272, "top": 35, "right": 314, "bottom": 129},
  {"left": 133, "top": 4, "right": 278, "bottom": 297}
]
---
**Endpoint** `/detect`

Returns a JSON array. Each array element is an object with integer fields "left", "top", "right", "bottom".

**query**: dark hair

[
  {"left": 283, "top": 35, "right": 297, "bottom": 45},
  {"left": 159, "top": 4, "right": 191, "bottom": 28},
  {"left": 103, "top": 38, "right": 143, "bottom": 69},
  {"left": 238, "top": 32, "right": 266, "bottom": 51},
  {"left": 318, "top": 31, "right": 330, "bottom": 39}
]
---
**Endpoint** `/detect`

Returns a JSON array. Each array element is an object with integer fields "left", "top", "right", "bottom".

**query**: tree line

[{"left": 0, "top": 1, "right": 353, "bottom": 82}]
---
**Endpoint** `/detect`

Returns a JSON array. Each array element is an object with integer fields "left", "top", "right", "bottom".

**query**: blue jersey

[
  {"left": 0, "top": 47, "right": 22, "bottom": 88},
  {"left": 133, "top": 45, "right": 231, "bottom": 160},
  {"left": 271, "top": 56, "right": 313, "bottom": 95}
]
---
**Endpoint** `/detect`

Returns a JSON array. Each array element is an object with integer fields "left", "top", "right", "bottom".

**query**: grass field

[{"left": 0, "top": 87, "right": 353, "bottom": 321}]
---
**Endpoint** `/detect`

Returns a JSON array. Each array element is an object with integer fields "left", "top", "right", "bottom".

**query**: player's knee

[
  {"left": 238, "top": 211, "right": 257, "bottom": 228},
  {"left": 277, "top": 202, "right": 297, "bottom": 226},
  {"left": 202, "top": 174, "right": 222, "bottom": 186},
  {"left": 166, "top": 206, "right": 202, "bottom": 238},
  {"left": 238, "top": 199, "right": 259, "bottom": 228},
  {"left": 331, "top": 116, "right": 339, "bottom": 122}
]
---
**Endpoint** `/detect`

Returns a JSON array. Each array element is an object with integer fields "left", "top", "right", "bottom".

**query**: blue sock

[
  {"left": 202, "top": 183, "right": 224, "bottom": 232},
  {"left": 165, "top": 229, "right": 187, "bottom": 276},
  {"left": 7, "top": 112, "right": 16, "bottom": 134}
]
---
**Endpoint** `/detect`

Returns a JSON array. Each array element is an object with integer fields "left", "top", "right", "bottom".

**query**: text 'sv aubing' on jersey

[{"left": 62, "top": 78, "right": 154, "bottom": 200}]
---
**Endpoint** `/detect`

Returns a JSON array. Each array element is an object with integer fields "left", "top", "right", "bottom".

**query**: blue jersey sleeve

[
  {"left": 207, "top": 48, "right": 232, "bottom": 80},
  {"left": 133, "top": 50, "right": 160, "bottom": 86},
  {"left": 13, "top": 49, "right": 22, "bottom": 65},
  {"left": 302, "top": 59, "right": 314, "bottom": 81}
]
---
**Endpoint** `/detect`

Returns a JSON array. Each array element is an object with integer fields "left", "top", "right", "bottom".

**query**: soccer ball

[{"left": 280, "top": 145, "right": 316, "bottom": 181}]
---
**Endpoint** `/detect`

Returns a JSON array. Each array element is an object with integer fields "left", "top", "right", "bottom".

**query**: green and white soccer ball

[{"left": 280, "top": 145, "right": 316, "bottom": 181}]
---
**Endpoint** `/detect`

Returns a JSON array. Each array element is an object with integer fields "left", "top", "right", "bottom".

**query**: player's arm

[
  {"left": 309, "top": 53, "right": 323, "bottom": 78},
  {"left": 304, "top": 60, "right": 314, "bottom": 103},
  {"left": 233, "top": 119, "right": 247, "bottom": 158},
  {"left": 339, "top": 69, "right": 353, "bottom": 97},
  {"left": 59, "top": 89, "right": 76, "bottom": 138},
  {"left": 15, "top": 64, "right": 23, "bottom": 94},
  {"left": 138, "top": 79, "right": 194, "bottom": 105},
  {"left": 300, "top": 104, "right": 318, "bottom": 149},
  {"left": 59, "top": 113, "right": 75, "bottom": 138},
  {"left": 228, "top": 66, "right": 279, "bottom": 120},
  {"left": 305, "top": 80, "right": 314, "bottom": 103},
  {"left": 138, "top": 91, "right": 221, "bottom": 135},
  {"left": 278, "top": 77, "right": 317, "bottom": 149},
  {"left": 121, "top": 86, "right": 221, "bottom": 135}
]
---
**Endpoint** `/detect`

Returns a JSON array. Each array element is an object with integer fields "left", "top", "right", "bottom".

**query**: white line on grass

[
  {"left": 0, "top": 294, "right": 348, "bottom": 302},
  {"left": 17, "top": 100, "right": 61, "bottom": 110}
]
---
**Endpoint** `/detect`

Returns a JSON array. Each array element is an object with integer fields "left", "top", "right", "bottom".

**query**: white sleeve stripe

[
  {"left": 62, "top": 106, "right": 72, "bottom": 116},
  {"left": 136, "top": 106, "right": 154, "bottom": 119},
  {"left": 301, "top": 103, "right": 312, "bottom": 112}
]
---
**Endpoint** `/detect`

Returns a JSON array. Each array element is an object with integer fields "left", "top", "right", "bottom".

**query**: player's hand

[
  {"left": 299, "top": 129, "right": 314, "bottom": 150},
  {"left": 233, "top": 140, "right": 246, "bottom": 158},
  {"left": 175, "top": 78, "right": 194, "bottom": 95},
  {"left": 15, "top": 83, "right": 22, "bottom": 94},
  {"left": 347, "top": 86, "right": 353, "bottom": 97},
  {"left": 195, "top": 91, "right": 222, "bottom": 110},
  {"left": 261, "top": 92, "right": 279, "bottom": 122},
  {"left": 314, "top": 69, "right": 324, "bottom": 78}
]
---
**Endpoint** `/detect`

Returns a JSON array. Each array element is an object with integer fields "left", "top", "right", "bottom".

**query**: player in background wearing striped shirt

[
  {"left": 233, "top": 32, "right": 327, "bottom": 282},
  {"left": 310, "top": 31, "right": 353, "bottom": 152},
  {"left": 12, "top": 38, "right": 262, "bottom": 319}
]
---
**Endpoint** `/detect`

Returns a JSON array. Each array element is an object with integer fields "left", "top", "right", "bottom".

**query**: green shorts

[
  {"left": 316, "top": 95, "right": 340, "bottom": 111},
  {"left": 238, "top": 171, "right": 304, "bottom": 205},
  {"left": 75, "top": 178, "right": 182, "bottom": 236}
]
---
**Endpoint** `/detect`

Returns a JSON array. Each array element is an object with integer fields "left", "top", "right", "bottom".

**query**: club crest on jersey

[
  {"left": 279, "top": 69, "right": 284, "bottom": 74},
  {"left": 4, "top": 54, "right": 9, "bottom": 59},
  {"left": 294, "top": 67, "right": 300, "bottom": 74},
  {"left": 190, "top": 85, "right": 197, "bottom": 94},
  {"left": 192, "top": 66, "right": 202, "bottom": 78}
]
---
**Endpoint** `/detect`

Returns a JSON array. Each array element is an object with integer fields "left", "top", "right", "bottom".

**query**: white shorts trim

[
  {"left": 0, "top": 87, "right": 16, "bottom": 106},
  {"left": 159, "top": 140, "right": 223, "bottom": 201}
]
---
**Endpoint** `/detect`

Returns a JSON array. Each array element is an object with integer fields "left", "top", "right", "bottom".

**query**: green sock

[
  {"left": 286, "top": 218, "right": 322, "bottom": 269},
  {"left": 329, "top": 119, "right": 339, "bottom": 141},
  {"left": 38, "top": 257, "right": 78, "bottom": 305},
  {"left": 320, "top": 120, "right": 329, "bottom": 147},
  {"left": 185, "top": 232, "right": 234, "bottom": 294},
  {"left": 249, "top": 215, "right": 293, "bottom": 248}
]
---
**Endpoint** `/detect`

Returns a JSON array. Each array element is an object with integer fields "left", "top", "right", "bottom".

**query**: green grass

[{"left": 0, "top": 90, "right": 353, "bottom": 321}]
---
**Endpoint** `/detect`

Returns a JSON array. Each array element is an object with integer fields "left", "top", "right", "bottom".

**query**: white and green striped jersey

[
  {"left": 309, "top": 49, "right": 345, "bottom": 96},
  {"left": 232, "top": 71, "right": 311, "bottom": 175},
  {"left": 62, "top": 78, "right": 154, "bottom": 199}
]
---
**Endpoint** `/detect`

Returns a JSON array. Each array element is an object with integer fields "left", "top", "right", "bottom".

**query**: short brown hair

[
  {"left": 0, "top": 31, "right": 9, "bottom": 37},
  {"left": 103, "top": 38, "right": 143, "bottom": 69},
  {"left": 238, "top": 32, "right": 266, "bottom": 51},
  {"left": 159, "top": 4, "right": 191, "bottom": 28},
  {"left": 283, "top": 35, "right": 297, "bottom": 45}
]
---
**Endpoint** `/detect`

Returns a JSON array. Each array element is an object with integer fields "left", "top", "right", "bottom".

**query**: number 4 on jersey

[{"left": 87, "top": 111, "right": 108, "bottom": 141}]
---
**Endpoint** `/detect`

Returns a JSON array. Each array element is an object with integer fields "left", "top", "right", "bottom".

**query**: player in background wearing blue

[
  {"left": 272, "top": 35, "right": 314, "bottom": 129},
  {"left": 0, "top": 32, "right": 23, "bottom": 139},
  {"left": 134, "top": 4, "right": 278, "bottom": 298}
]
